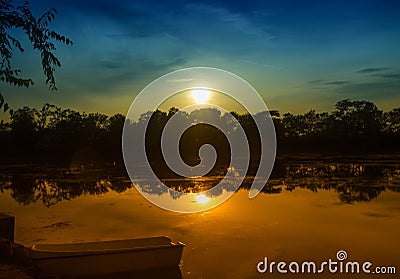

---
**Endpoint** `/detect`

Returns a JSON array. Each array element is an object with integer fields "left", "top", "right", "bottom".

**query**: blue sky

[{"left": 2, "top": 0, "right": 400, "bottom": 115}]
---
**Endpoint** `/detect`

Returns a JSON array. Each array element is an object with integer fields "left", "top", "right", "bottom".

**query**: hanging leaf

[{"left": 0, "top": 0, "right": 72, "bottom": 92}]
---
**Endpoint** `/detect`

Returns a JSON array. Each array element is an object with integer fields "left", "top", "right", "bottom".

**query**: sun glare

[
  {"left": 195, "top": 193, "right": 210, "bottom": 204},
  {"left": 191, "top": 88, "right": 210, "bottom": 104}
]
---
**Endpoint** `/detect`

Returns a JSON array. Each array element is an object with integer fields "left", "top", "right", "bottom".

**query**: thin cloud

[
  {"left": 333, "top": 80, "right": 400, "bottom": 98},
  {"left": 324, "top": 81, "right": 349, "bottom": 85},
  {"left": 308, "top": 80, "right": 349, "bottom": 86},
  {"left": 356, "top": 67, "right": 390, "bottom": 74},
  {"left": 184, "top": 3, "right": 273, "bottom": 39},
  {"left": 372, "top": 73, "right": 400, "bottom": 79}
]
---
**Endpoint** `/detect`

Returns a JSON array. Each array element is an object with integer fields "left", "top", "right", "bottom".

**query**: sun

[{"left": 191, "top": 88, "right": 210, "bottom": 104}]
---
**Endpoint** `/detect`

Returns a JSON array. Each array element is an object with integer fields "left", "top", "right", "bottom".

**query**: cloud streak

[
  {"left": 333, "top": 80, "right": 400, "bottom": 98},
  {"left": 372, "top": 73, "right": 400, "bottom": 79},
  {"left": 324, "top": 81, "right": 349, "bottom": 85},
  {"left": 308, "top": 80, "right": 349, "bottom": 86},
  {"left": 356, "top": 67, "right": 390, "bottom": 74}
]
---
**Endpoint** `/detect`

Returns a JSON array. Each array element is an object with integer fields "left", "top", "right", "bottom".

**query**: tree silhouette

[
  {"left": 0, "top": 99, "right": 399, "bottom": 165},
  {"left": 383, "top": 108, "right": 400, "bottom": 134},
  {"left": 10, "top": 106, "right": 36, "bottom": 147},
  {"left": 332, "top": 99, "right": 382, "bottom": 137},
  {"left": 0, "top": 0, "right": 72, "bottom": 113}
]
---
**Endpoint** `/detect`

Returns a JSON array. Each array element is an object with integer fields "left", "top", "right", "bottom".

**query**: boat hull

[{"left": 30, "top": 236, "right": 184, "bottom": 276}]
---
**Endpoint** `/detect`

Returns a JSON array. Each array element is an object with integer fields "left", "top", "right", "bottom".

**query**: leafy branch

[{"left": 0, "top": 0, "right": 72, "bottom": 112}]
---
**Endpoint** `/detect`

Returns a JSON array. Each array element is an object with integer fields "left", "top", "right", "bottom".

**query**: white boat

[{"left": 29, "top": 236, "right": 184, "bottom": 277}]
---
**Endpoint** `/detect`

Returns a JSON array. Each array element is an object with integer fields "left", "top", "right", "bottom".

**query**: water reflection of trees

[
  {"left": 263, "top": 162, "right": 400, "bottom": 203},
  {"left": 0, "top": 163, "right": 399, "bottom": 206},
  {"left": 0, "top": 169, "right": 133, "bottom": 207}
]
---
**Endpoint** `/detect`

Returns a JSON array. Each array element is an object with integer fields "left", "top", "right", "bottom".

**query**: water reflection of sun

[{"left": 195, "top": 193, "right": 210, "bottom": 204}]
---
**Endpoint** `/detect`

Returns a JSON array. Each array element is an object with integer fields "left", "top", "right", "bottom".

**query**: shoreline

[{"left": 0, "top": 152, "right": 400, "bottom": 168}]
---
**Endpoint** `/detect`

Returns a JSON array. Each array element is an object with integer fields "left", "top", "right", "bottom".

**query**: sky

[{"left": 2, "top": 0, "right": 400, "bottom": 116}]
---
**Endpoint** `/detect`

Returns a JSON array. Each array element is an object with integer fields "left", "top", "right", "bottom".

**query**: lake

[{"left": 1, "top": 158, "right": 399, "bottom": 278}]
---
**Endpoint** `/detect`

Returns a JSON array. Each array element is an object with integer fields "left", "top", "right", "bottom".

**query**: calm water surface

[{"left": 0, "top": 161, "right": 399, "bottom": 278}]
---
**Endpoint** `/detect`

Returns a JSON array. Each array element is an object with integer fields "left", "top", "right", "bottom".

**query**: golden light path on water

[
  {"left": 137, "top": 188, "right": 231, "bottom": 212},
  {"left": 2, "top": 162, "right": 400, "bottom": 278},
  {"left": 194, "top": 193, "right": 210, "bottom": 204},
  {"left": 1, "top": 184, "right": 400, "bottom": 278}
]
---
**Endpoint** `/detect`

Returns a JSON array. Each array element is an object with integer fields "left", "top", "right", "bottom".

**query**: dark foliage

[
  {"left": 0, "top": 104, "right": 125, "bottom": 165},
  {"left": 0, "top": 0, "right": 72, "bottom": 113}
]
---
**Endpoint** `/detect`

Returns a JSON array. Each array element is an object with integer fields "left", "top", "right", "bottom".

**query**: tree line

[
  {"left": 0, "top": 104, "right": 125, "bottom": 164},
  {"left": 0, "top": 99, "right": 399, "bottom": 166},
  {"left": 276, "top": 99, "right": 399, "bottom": 153}
]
